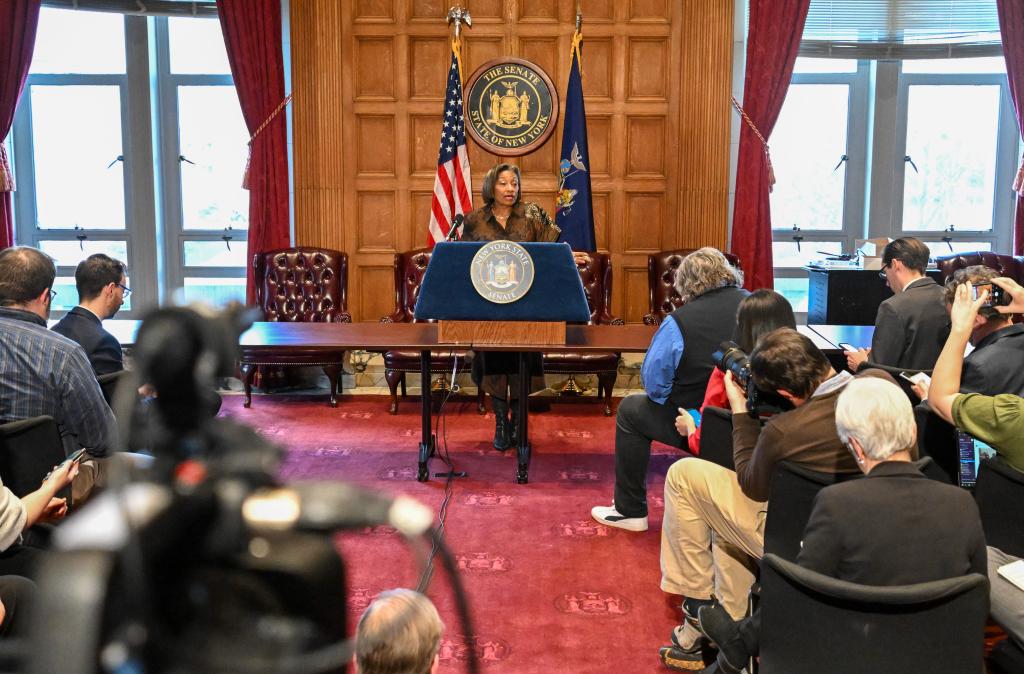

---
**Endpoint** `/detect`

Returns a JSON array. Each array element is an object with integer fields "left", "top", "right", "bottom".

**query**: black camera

[{"left": 711, "top": 341, "right": 793, "bottom": 417}]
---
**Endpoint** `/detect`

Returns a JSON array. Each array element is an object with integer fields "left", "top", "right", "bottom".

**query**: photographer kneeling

[{"left": 658, "top": 328, "right": 885, "bottom": 671}]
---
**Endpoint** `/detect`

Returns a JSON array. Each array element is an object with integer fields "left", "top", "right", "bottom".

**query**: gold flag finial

[{"left": 575, "top": 1, "right": 582, "bottom": 32}]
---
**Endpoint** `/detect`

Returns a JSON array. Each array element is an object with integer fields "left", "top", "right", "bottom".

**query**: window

[
  {"left": 770, "top": 58, "right": 868, "bottom": 313},
  {"left": 159, "top": 16, "right": 248, "bottom": 306},
  {"left": 10, "top": 8, "right": 248, "bottom": 315},
  {"left": 769, "top": 55, "right": 1019, "bottom": 314}
]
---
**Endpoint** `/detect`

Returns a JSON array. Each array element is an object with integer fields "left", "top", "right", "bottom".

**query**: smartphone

[
  {"left": 44, "top": 448, "right": 87, "bottom": 481},
  {"left": 838, "top": 342, "right": 858, "bottom": 352},
  {"left": 899, "top": 371, "right": 931, "bottom": 387},
  {"left": 971, "top": 282, "right": 1007, "bottom": 307}
]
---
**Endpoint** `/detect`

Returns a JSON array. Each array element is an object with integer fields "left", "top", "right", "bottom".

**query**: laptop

[{"left": 955, "top": 430, "right": 998, "bottom": 489}]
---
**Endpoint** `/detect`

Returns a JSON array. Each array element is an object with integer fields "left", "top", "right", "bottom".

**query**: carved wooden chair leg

[
  {"left": 323, "top": 364, "right": 342, "bottom": 408},
  {"left": 240, "top": 363, "right": 256, "bottom": 408},
  {"left": 385, "top": 369, "right": 403, "bottom": 414}
]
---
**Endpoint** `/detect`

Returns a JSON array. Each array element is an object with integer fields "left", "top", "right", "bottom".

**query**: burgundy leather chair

[
  {"left": 934, "top": 251, "right": 1024, "bottom": 284},
  {"left": 238, "top": 247, "right": 351, "bottom": 408},
  {"left": 381, "top": 248, "right": 485, "bottom": 415},
  {"left": 542, "top": 251, "right": 623, "bottom": 415},
  {"left": 643, "top": 248, "right": 743, "bottom": 325}
]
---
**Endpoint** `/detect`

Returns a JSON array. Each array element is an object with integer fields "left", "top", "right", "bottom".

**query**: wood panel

[{"left": 291, "top": 0, "right": 734, "bottom": 322}]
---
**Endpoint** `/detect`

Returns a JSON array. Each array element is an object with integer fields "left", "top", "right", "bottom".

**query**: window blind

[
  {"left": 42, "top": 0, "right": 218, "bottom": 18},
  {"left": 799, "top": 0, "right": 1001, "bottom": 59}
]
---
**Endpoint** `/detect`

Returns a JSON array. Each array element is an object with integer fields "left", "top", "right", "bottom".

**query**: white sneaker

[{"left": 590, "top": 504, "right": 648, "bottom": 532}]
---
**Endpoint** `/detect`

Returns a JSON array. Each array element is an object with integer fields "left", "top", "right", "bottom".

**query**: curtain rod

[{"left": 43, "top": 0, "right": 218, "bottom": 18}]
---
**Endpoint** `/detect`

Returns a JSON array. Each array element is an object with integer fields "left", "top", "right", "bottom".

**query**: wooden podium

[
  {"left": 415, "top": 241, "right": 591, "bottom": 482},
  {"left": 437, "top": 320, "right": 566, "bottom": 345}
]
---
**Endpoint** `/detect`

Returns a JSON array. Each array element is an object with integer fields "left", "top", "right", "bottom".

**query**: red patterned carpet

[{"left": 220, "top": 393, "right": 686, "bottom": 672}]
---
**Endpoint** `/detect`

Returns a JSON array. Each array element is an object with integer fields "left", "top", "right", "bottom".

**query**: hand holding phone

[
  {"left": 44, "top": 448, "right": 86, "bottom": 486},
  {"left": 899, "top": 371, "right": 931, "bottom": 387}
]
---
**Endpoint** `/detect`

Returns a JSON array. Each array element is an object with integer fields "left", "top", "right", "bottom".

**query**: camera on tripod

[{"left": 711, "top": 341, "right": 793, "bottom": 418}]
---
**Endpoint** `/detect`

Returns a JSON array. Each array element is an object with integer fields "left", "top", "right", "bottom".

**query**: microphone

[
  {"left": 241, "top": 482, "right": 434, "bottom": 537},
  {"left": 445, "top": 213, "right": 465, "bottom": 241}
]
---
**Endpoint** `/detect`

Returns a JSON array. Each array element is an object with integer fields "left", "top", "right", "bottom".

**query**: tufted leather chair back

[
  {"left": 644, "top": 248, "right": 742, "bottom": 325},
  {"left": 382, "top": 248, "right": 434, "bottom": 323},
  {"left": 254, "top": 247, "right": 351, "bottom": 322},
  {"left": 573, "top": 252, "right": 621, "bottom": 325},
  {"left": 934, "top": 251, "right": 1024, "bottom": 285}
]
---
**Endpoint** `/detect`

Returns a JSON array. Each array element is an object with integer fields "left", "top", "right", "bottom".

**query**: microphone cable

[{"left": 417, "top": 348, "right": 460, "bottom": 593}]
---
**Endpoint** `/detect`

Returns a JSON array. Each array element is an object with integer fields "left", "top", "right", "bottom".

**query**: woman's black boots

[{"left": 492, "top": 396, "right": 510, "bottom": 450}]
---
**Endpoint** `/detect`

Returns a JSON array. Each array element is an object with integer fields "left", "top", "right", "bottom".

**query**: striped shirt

[{"left": 0, "top": 307, "right": 116, "bottom": 457}]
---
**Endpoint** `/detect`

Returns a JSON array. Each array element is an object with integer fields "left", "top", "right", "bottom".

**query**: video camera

[
  {"left": 711, "top": 341, "right": 793, "bottom": 418},
  {"left": 22, "top": 304, "right": 477, "bottom": 674}
]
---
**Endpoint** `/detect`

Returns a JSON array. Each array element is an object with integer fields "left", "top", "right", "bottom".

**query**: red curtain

[
  {"left": 0, "top": 0, "right": 42, "bottom": 250},
  {"left": 218, "top": 0, "right": 290, "bottom": 303},
  {"left": 730, "top": 0, "right": 811, "bottom": 290},
  {"left": 998, "top": 0, "right": 1024, "bottom": 255}
]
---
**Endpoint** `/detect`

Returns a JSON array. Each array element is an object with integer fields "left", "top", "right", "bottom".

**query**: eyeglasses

[
  {"left": 116, "top": 283, "right": 131, "bottom": 297},
  {"left": 877, "top": 263, "right": 891, "bottom": 280},
  {"left": 47, "top": 289, "right": 57, "bottom": 300}
]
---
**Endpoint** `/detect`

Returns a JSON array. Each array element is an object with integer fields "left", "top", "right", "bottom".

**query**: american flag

[{"left": 426, "top": 44, "right": 473, "bottom": 246}]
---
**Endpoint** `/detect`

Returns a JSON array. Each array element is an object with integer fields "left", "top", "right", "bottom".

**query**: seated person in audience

[
  {"left": 923, "top": 277, "right": 1024, "bottom": 659},
  {"left": 658, "top": 329, "right": 879, "bottom": 670},
  {"left": 927, "top": 265, "right": 1024, "bottom": 397},
  {"left": 355, "top": 588, "right": 443, "bottom": 674},
  {"left": 0, "top": 246, "right": 117, "bottom": 502},
  {"left": 846, "top": 237, "right": 949, "bottom": 373},
  {"left": 0, "top": 576, "right": 37, "bottom": 637},
  {"left": 683, "top": 377, "right": 987, "bottom": 674},
  {"left": 51, "top": 253, "right": 128, "bottom": 376},
  {"left": 674, "top": 290, "right": 796, "bottom": 455},
  {"left": 591, "top": 248, "right": 748, "bottom": 532},
  {"left": 0, "top": 457, "right": 79, "bottom": 578},
  {"left": 926, "top": 279, "right": 1024, "bottom": 471}
]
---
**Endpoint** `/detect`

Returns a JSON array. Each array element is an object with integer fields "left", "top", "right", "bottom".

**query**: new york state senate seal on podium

[
  {"left": 464, "top": 58, "right": 558, "bottom": 157},
  {"left": 470, "top": 240, "right": 535, "bottom": 304}
]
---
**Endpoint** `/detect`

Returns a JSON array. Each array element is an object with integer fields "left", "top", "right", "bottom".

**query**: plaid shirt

[{"left": 0, "top": 307, "right": 116, "bottom": 457}]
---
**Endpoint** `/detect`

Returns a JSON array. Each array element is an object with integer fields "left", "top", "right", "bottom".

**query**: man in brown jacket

[{"left": 659, "top": 328, "right": 889, "bottom": 670}]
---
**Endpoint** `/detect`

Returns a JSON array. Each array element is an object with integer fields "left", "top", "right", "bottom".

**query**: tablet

[{"left": 956, "top": 430, "right": 998, "bottom": 489}]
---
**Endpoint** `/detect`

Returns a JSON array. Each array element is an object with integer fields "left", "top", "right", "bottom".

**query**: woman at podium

[{"left": 459, "top": 163, "right": 571, "bottom": 450}]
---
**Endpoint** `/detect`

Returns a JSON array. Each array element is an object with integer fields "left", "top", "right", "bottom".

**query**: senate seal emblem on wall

[
  {"left": 470, "top": 240, "right": 535, "bottom": 304},
  {"left": 464, "top": 58, "right": 558, "bottom": 157}
]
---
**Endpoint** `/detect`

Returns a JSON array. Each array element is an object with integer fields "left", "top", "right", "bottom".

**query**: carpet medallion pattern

[{"left": 222, "top": 394, "right": 687, "bottom": 672}]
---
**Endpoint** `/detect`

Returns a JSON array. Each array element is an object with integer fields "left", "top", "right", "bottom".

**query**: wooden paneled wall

[{"left": 290, "top": 0, "right": 733, "bottom": 322}]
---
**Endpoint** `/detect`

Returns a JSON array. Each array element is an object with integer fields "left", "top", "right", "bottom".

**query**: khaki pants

[
  {"left": 660, "top": 457, "right": 767, "bottom": 620},
  {"left": 72, "top": 453, "right": 153, "bottom": 505}
]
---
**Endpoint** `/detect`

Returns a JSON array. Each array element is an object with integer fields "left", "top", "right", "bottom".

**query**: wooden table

[{"left": 241, "top": 322, "right": 657, "bottom": 483}]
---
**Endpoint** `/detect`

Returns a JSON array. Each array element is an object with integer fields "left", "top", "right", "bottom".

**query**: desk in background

[
  {"left": 807, "top": 324, "right": 875, "bottom": 351},
  {"left": 804, "top": 266, "right": 943, "bottom": 326}
]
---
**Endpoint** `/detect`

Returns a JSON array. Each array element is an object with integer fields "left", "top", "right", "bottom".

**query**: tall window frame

[
  {"left": 154, "top": 16, "right": 248, "bottom": 305},
  {"left": 12, "top": 14, "right": 158, "bottom": 316},
  {"left": 770, "top": 58, "right": 871, "bottom": 312},
  {"left": 886, "top": 60, "right": 1017, "bottom": 255},
  {"left": 8, "top": 9, "right": 249, "bottom": 316}
]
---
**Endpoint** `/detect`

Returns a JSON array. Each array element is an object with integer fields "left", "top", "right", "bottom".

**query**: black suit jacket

[
  {"left": 962, "top": 323, "right": 1024, "bottom": 396},
  {"left": 796, "top": 461, "right": 987, "bottom": 584},
  {"left": 51, "top": 306, "right": 123, "bottom": 376},
  {"left": 869, "top": 276, "right": 950, "bottom": 370}
]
